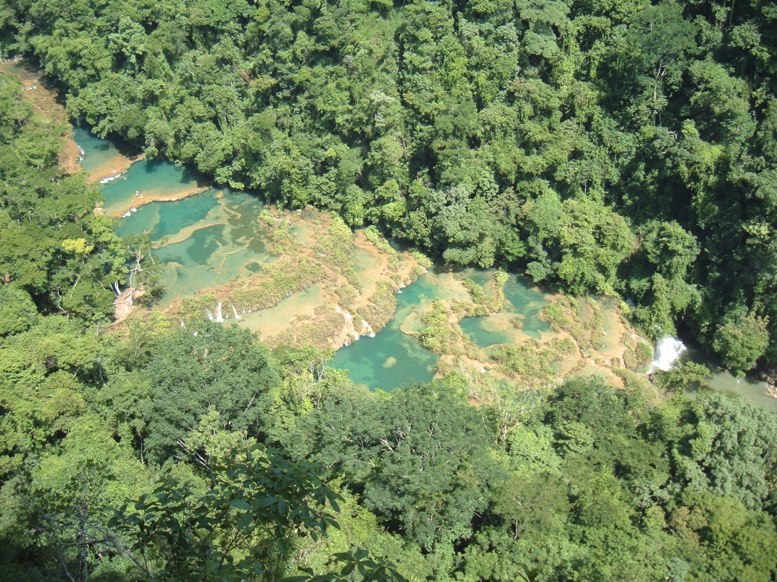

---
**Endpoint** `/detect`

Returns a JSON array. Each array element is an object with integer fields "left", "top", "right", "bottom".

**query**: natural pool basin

[{"left": 116, "top": 189, "right": 273, "bottom": 305}]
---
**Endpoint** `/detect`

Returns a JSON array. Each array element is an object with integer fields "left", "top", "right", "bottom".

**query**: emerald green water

[
  {"left": 330, "top": 271, "right": 556, "bottom": 390},
  {"left": 116, "top": 190, "right": 220, "bottom": 241},
  {"left": 73, "top": 126, "right": 125, "bottom": 177},
  {"left": 459, "top": 275, "right": 549, "bottom": 349},
  {"left": 116, "top": 189, "right": 271, "bottom": 304},
  {"left": 75, "top": 126, "right": 275, "bottom": 304},
  {"left": 459, "top": 317, "right": 511, "bottom": 347},
  {"left": 101, "top": 159, "right": 204, "bottom": 215},
  {"left": 503, "top": 277, "right": 550, "bottom": 337},
  {"left": 329, "top": 275, "right": 440, "bottom": 391}
]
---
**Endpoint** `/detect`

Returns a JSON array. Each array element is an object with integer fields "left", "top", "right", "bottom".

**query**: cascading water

[
  {"left": 361, "top": 318, "right": 376, "bottom": 338},
  {"left": 648, "top": 337, "right": 687, "bottom": 372}
]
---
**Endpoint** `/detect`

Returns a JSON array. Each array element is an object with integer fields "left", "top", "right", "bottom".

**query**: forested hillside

[
  {"left": 2, "top": 1, "right": 777, "bottom": 580},
  {"left": 2, "top": 0, "right": 776, "bottom": 373},
  {"left": 0, "top": 61, "right": 776, "bottom": 581}
]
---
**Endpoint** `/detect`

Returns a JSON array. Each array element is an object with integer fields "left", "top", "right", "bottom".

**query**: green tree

[
  {"left": 302, "top": 381, "right": 502, "bottom": 549},
  {"left": 141, "top": 323, "right": 279, "bottom": 463},
  {"left": 712, "top": 308, "right": 769, "bottom": 373},
  {"left": 0, "top": 285, "right": 37, "bottom": 336},
  {"left": 670, "top": 392, "right": 777, "bottom": 512},
  {"left": 654, "top": 360, "right": 711, "bottom": 393}
]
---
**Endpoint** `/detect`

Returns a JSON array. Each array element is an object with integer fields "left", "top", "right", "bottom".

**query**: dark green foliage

[
  {"left": 668, "top": 391, "right": 777, "bottom": 512},
  {"left": 295, "top": 381, "right": 502, "bottom": 549},
  {"left": 655, "top": 360, "right": 712, "bottom": 392},
  {"left": 3, "top": 0, "right": 776, "bottom": 367},
  {"left": 712, "top": 308, "right": 770, "bottom": 373},
  {"left": 141, "top": 322, "right": 279, "bottom": 464},
  {"left": 114, "top": 445, "right": 341, "bottom": 580}
]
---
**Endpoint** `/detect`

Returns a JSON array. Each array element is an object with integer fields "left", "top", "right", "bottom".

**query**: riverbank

[
  {"left": 110, "top": 185, "right": 210, "bottom": 218},
  {"left": 89, "top": 152, "right": 144, "bottom": 185},
  {"left": 0, "top": 59, "right": 146, "bottom": 186}
]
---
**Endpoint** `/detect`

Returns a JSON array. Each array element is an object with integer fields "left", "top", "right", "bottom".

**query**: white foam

[{"left": 648, "top": 337, "right": 687, "bottom": 372}]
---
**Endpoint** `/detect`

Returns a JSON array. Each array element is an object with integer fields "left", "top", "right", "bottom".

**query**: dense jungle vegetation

[
  {"left": 1, "top": 0, "right": 776, "bottom": 580},
  {"left": 0, "top": 62, "right": 776, "bottom": 582},
  {"left": 1, "top": 0, "right": 776, "bottom": 373}
]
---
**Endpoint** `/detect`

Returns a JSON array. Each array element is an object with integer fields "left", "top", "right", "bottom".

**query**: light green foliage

[
  {"left": 363, "top": 225, "right": 396, "bottom": 256},
  {"left": 315, "top": 215, "right": 359, "bottom": 285},
  {"left": 228, "top": 259, "right": 325, "bottom": 313},
  {"left": 418, "top": 301, "right": 455, "bottom": 353},
  {"left": 627, "top": 221, "right": 701, "bottom": 334},
  {"left": 0, "top": 285, "right": 37, "bottom": 336},
  {"left": 0, "top": 317, "right": 100, "bottom": 476},
  {"left": 522, "top": 193, "right": 637, "bottom": 295},
  {"left": 289, "top": 491, "right": 426, "bottom": 581},
  {"left": 540, "top": 296, "right": 607, "bottom": 354},
  {"left": 491, "top": 337, "right": 575, "bottom": 387},
  {"left": 623, "top": 338, "right": 656, "bottom": 371},
  {"left": 462, "top": 270, "right": 508, "bottom": 314},
  {"left": 356, "top": 281, "right": 397, "bottom": 331},
  {"left": 0, "top": 74, "right": 129, "bottom": 324},
  {"left": 505, "top": 424, "right": 562, "bottom": 475}
]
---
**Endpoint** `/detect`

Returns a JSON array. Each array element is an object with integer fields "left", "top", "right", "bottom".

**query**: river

[{"left": 70, "top": 127, "right": 777, "bottom": 410}]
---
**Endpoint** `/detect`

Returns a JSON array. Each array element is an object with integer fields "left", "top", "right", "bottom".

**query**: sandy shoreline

[
  {"left": 109, "top": 184, "right": 211, "bottom": 218},
  {"left": 88, "top": 152, "right": 145, "bottom": 184}
]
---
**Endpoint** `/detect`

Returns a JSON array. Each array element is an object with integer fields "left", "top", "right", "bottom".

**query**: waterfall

[
  {"left": 648, "top": 337, "right": 687, "bottom": 372},
  {"left": 231, "top": 303, "right": 241, "bottom": 321},
  {"left": 206, "top": 309, "right": 214, "bottom": 321},
  {"left": 361, "top": 319, "right": 376, "bottom": 338},
  {"left": 335, "top": 306, "right": 361, "bottom": 341},
  {"left": 215, "top": 302, "right": 224, "bottom": 323}
]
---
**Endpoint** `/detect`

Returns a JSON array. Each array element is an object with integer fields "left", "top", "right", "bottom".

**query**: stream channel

[{"left": 76, "top": 129, "right": 776, "bottom": 408}]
